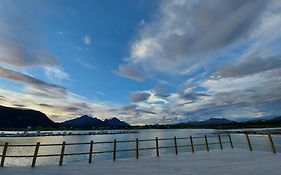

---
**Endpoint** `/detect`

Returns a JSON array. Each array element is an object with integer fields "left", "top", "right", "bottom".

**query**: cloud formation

[
  {"left": 114, "top": 0, "right": 281, "bottom": 124},
  {"left": 83, "top": 35, "right": 91, "bottom": 45},
  {"left": 130, "top": 91, "right": 151, "bottom": 102},
  {"left": 0, "top": 67, "right": 67, "bottom": 98},
  {"left": 117, "top": 0, "right": 267, "bottom": 80},
  {"left": 116, "top": 64, "right": 144, "bottom": 82},
  {"left": 219, "top": 55, "right": 281, "bottom": 78},
  {"left": 0, "top": 5, "right": 58, "bottom": 68},
  {"left": 1, "top": 0, "right": 281, "bottom": 124}
]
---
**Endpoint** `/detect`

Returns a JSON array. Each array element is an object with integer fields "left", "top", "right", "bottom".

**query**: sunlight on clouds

[
  {"left": 118, "top": 0, "right": 267, "bottom": 79},
  {"left": 131, "top": 38, "right": 161, "bottom": 62},
  {"left": 0, "top": 86, "right": 123, "bottom": 122}
]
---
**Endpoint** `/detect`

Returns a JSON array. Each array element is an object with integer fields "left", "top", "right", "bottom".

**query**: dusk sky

[{"left": 0, "top": 0, "right": 281, "bottom": 124}]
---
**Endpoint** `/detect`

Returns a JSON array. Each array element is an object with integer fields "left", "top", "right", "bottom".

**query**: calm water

[{"left": 0, "top": 129, "right": 280, "bottom": 166}]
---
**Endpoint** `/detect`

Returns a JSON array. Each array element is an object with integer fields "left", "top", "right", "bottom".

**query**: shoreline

[{"left": 0, "top": 130, "right": 138, "bottom": 137}]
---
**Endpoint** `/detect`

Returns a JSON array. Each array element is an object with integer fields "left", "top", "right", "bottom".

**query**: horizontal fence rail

[{"left": 0, "top": 134, "right": 280, "bottom": 167}]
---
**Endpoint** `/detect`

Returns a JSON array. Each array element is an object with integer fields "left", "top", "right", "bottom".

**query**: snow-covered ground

[{"left": 0, "top": 149, "right": 280, "bottom": 175}]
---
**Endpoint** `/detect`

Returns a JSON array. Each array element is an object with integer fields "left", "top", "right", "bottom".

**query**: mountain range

[
  {"left": 176, "top": 118, "right": 237, "bottom": 126},
  {"left": 0, "top": 105, "right": 281, "bottom": 129},
  {"left": 0, "top": 105, "right": 130, "bottom": 129},
  {"left": 62, "top": 115, "right": 130, "bottom": 128}
]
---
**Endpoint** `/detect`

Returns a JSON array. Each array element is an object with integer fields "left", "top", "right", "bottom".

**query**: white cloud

[
  {"left": 83, "top": 35, "right": 91, "bottom": 45},
  {"left": 1, "top": 0, "right": 281, "bottom": 124},
  {"left": 131, "top": 38, "right": 161, "bottom": 61},
  {"left": 111, "top": 0, "right": 281, "bottom": 123},
  {"left": 117, "top": 0, "right": 267, "bottom": 80},
  {"left": 45, "top": 67, "right": 70, "bottom": 83},
  {"left": 75, "top": 59, "right": 94, "bottom": 69}
]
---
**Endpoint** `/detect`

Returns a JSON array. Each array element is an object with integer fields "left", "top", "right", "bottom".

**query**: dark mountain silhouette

[
  {"left": 104, "top": 117, "right": 130, "bottom": 127},
  {"left": 270, "top": 116, "right": 281, "bottom": 121},
  {"left": 1, "top": 104, "right": 280, "bottom": 129},
  {"left": 62, "top": 115, "right": 105, "bottom": 128},
  {"left": 245, "top": 116, "right": 281, "bottom": 124},
  {"left": 197, "top": 118, "right": 236, "bottom": 125},
  {"left": 0, "top": 105, "right": 131, "bottom": 129},
  {"left": 61, "top": 115, "right": 131, "bottom": 128},
  {"left": 0, "top": 105, "right": 55, "bottom": 128}
]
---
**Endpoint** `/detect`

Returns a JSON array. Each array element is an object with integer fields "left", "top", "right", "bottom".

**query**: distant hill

[
  {"left": 268, "top": 116, "right": 281, "bottom": 122},
  {"left": 104, "top": 117, "right": 130, "bottom": 127},
  {"left": 245, "top": 116, "right": 281, "bottom": 124},
  {"left": 0, "top": 105, "right": 55, "bottom": 128},
  {"left": 198, "top": 118, "right": 237, "bottom": 125},
  {"left": 62, "top": 115, "right": 105, "bottom": 128},
  {"left": 62, "top": 115, "right": 131, "bottom": 128},
  {"left": 176, "top": 118, "right": 236, "bottom": 126},
  {"left": 0, "top": 105, "right": 131, "bottom": 129},
  {"left": 1, "top": 104, "right": 280, "bottom": 129}
]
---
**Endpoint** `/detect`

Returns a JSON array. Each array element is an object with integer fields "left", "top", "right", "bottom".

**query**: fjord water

[{"left": 0, "top": 129, "right": 279, "bottom": 166}]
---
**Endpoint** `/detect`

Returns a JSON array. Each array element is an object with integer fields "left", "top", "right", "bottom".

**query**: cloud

[
  {"left": 180, "top": 92, "right": 209, "bottom": 102},
  {"left": 83, "top": 35, "right": 91, "bottom": 45},
  {"left": 0, "top": 0, "right": 70, "bottom": 94},
  {"left": 219, "top": 55, "right": 281, "bottom": 78},
  {"left": 111, "top": 0, "right": 281, "bottom": 124},
  {"left": 38, "top": 103, "right": 54, "bottom": 108},
  {"left": 0, "top": 67, "right": 67, "bottom": 98},
  {"left": 0, "top": 85, "right": 126, "bottom": 122},
  {"left": 75, "top": 59, "right": 94, "bottom": 69},
  {"left": 0, "top": 7, "right": 58, "bottom": 68},
  {"left": 0, "top": 40, "right": 58, "bottom": 68},
  {"left": 117, "top": 0, "right": 267, "bottom": 80},
  {"left": 116, "top": 64, "right": 144, "bottom": 81},
  {"left": 130, "top": 91, "right": 151, "bottom": 102},
  {"left": 194, "top": 68, "right": 281, "bottom": 117},
  {"left": 122, "top": 104, "right": 138, "bottom": 111},
  {"left": 1, "top": 0, "right": 281, "bottom": 125},
  {"left": 45, "top": 67, "right": 70, "bottom": 82},
  {"left": 122, "top": 66, "right": 281, "bottom": 123},
  {"left": 13, "top": 104, "right": 26, "bottom": 108}
]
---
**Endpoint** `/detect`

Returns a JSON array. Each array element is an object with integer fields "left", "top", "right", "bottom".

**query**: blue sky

[{"left": 0, "top": 0, "right": 281, "bottom": 124}]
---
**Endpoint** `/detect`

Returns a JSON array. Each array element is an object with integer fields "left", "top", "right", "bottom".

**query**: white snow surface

[{"left": 0, "top": 149, "right": 280, "bottom": 175}]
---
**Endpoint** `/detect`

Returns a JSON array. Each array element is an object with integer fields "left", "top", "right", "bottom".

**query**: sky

[{"left": 0, "top": 0, "right": 281, "bottom": 124}]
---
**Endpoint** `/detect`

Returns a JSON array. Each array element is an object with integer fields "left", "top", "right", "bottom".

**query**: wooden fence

[{"left": 0, "top": 134, "right": 279, "bottom": 167}]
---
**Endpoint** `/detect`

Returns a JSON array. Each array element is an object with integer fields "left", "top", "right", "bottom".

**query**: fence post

[
  {"left": 245, "top": 134, "right": 252, "bottom": 151},
  {"left": 174, "top": 136, "right": 178, "bottom": 155},
  {"left": 31, "top": 142, "right": 40, "bottom": 167},
  {"left": 218, "top": 134, "right": 223, "bottom": 150},
  {"left": 228, "top": 134, "right": 234, "bottom": 149},
  {"left": 268, "top": 135, "right": 276, "bottom": 154},
  {"left": 190, "top": 136, "right": 195, "bottom": 153},
  {"left": 1, "top": 143, "right": 8, "bottom": 167},
  {"left": 156, "top": 137, "right": 159, "bottom": 157},
  {"left": 89, "top": 140, "right": 94, "bottom": 163},
  {"left": 136, "top": 138, "right": 139, "bottom": 159},
  {"left": 113, "top": 139, "right": 117, "bottom": 161},
  {"left": 59, "top": 141, "right": 66, "bottom": 166},
  {"left": 204, "top": 135, "right": 209, "bottom": 151}
]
